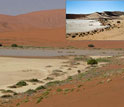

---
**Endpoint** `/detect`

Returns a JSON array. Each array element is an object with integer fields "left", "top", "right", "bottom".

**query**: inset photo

[{"left": 66, "top": 0, "right": 124, "bottom": 40}]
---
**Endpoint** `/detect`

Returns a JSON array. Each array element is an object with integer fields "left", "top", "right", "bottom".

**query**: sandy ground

[
  {"left": 0, "top": 55, "right": 109, "bottom": 97},
  {"left": 0, "top": 56, "right": 89, "bottom": 96},
  {"left": 22, "top": 74, "right": 124, "bottom": 107},
  {"left": 5, "top": 62, "right": 124, "bottom": 107}
]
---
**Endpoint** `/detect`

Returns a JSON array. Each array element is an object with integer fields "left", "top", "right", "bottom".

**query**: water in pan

[{"left": 66, "top": 19, "right": 108, "bottom": 33}]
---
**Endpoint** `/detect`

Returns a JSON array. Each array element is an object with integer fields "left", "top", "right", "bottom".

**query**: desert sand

[
  {"left": 0, "top": 56, "right": 88, "bottom": 96},
  {"left": 0, "top": 55, "right": 110, "bottom": 97},
  {"left": 3, "top": 54, "right": 124, "bottom": 107},
  {"left": 12, "top": 74, "right": 124, "bottom": 107}
]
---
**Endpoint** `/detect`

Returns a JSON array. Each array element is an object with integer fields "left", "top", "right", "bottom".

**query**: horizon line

[
  {"left": 66, "top": 10, "right": 124, "bottom": 15},
  {"left": 0, "top": 8, "right": 65, "bottom": 16}
]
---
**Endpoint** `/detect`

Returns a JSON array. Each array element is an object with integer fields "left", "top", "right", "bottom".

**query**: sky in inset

[
  {"left": 0, "top": 0, "right": 65, "bottom": 15},
  {"left": 66, "top": 1, "right": 124, "bottom": 14}
]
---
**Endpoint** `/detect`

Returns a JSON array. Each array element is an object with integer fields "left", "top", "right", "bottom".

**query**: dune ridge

[{"left": 0, "top": 9, "right": 65, "bottom": 32}]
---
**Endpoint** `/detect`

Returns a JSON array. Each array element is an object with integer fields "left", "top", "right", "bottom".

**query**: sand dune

[{"left": 0, "top": 9, "right": 65, "bottom": 32}]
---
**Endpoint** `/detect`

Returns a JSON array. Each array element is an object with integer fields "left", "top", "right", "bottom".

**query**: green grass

[
  {"left": 1, "top": 90, "right": 14, "bottom": 93},
  {"left": 96, "top": 58, "right": 110, "bottom": 62},
  {"left": 87, "top": 58, "right": 98, "bottom": 65},
  {"left": 36, "top": 96, "right": 44, "bottom": 104},
  {"left": 88, "top": 44, "right": 95, "bottom": 48},
  {"left": 46, "top": 81, "right": 61, "bottom": 86},
  {"left": 25, "top": 89, "right": 36, "bottom": 95},
  {"left": 28, "top": 79, "right": 40, "bottom": 83},
  {"left": 56, "top": 88, "right": 63, "bottom": 92},
  {"left": 63, "top": 88, "right": 74, "bottom": 94},
  {"left": 35, "top": 86, "right": 46, "bottom": 91},
  {"left": 16, "top": 103, "right": 20, "bottom": 106},
  {"left": 42, "top": 91, "right": 49, "bottom": 97},
  {"left": 74, "top": 56, "right": 84, "bottom": 61},
  {"left": 9, "top": 81, "right": 28, "bottom": 88},
  {"left": 67, "top": 76, "right": 73, "bottom": 81},
  {"left": 1, "top": 95, "right": 12, "bottom": 98},
  {"left": 23, "top": 98, "right": 29, "bottom": 103},
  {"left": 16, "top": 81, "right": 28, "bottom": 87},
  {"left": 77, "top": 84, "right": 83, "bottom": 88},
  {"left": 11, "top": 44, "right": 18, "bottom": 47}
]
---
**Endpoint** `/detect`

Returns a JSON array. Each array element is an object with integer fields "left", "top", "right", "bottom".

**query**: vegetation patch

[
  {"left": 9, "top": 81, "right": 28, "bottom": 88},
  {"left": 25, "top": 89, "right": 36, "bottom": 95},
  {"left": 74, "top": 56, "right": 84, "bottom": 61},
  {"left": 96, "top": 58, "right": 110, "bottom": 62},
  {"left": 16, "top": 81, "right": 28, "bottom": 87},
  {"left": 36, "top": 96, "right": 44, "bottom": 104},
  {"left": 88, "top": 44, "right": 95, "bottom": 48},
  {"left": 77, "top": 84, "right": 83, "bottom": 88},
  {"left": 35, "top": 86, "right": 46, "bottom": 91},
  {"left": 44, "top": 77, "right": 54, "bottom": 80},
  {"left": 16, "top": 103, "right": 20, "bottom": 106},
  {"left": 27, "top": 78, "right": 40, "bottom": 83},
  {"left": 53, "top": 70, "right": 63, "bottom": 73},
  {"left": 63, "top": 88, "right": 74, "bottom": 94},
  {"left": 0, "top": 89, "right": 15, "bottom": 94},
  {"left": 56, "top": 88, "right": 63, "bottom": 92},
  {"left": 46, "top": 81, "right": 61, "bottom": 86},
  {"left": 0, "top": 43, "right": 3, "bottom": 47},
  {"left": 87, "top": 58, "right": 98, "bottom": 65},
  {"left": 1, "top": 95, "right": 12, "bottom": 98},
  {"left": 67, "top": 76, "right": 73, "bottom": 81},
  {"left": 11, "top": 44, "right": 18, "bottom": 47}
]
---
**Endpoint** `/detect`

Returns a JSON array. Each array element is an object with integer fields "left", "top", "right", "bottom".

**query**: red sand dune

[
  {"left": 6, "top": 72, "right": 124, "bottom": 107},
  {"left": 0, "top": 9, "right": 124, "bottom": 48}
]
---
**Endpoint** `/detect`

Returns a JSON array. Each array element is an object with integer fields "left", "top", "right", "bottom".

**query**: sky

[
  {"left": 0, "top": 0, "right": 65, "bottom": 15},
  {"left": 66, "top": 1, "right": 124, "bottom": 14}
]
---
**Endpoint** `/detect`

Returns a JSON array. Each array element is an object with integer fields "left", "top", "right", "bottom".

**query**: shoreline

[{"left": 66, "top": 18, "right": 121, "bottom": 39}]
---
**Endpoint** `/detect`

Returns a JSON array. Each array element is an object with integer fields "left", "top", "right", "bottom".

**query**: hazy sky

[
  {"left": 0, "top": 0, "right": 65, "bottom": 15},
  {"left": 66, "top": 1, "right": 124, "bottom": 14}
]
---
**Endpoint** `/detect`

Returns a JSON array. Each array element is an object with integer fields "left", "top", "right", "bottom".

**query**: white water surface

[{"left": 66, "top": 19, "right": 108, "bottom": 33}]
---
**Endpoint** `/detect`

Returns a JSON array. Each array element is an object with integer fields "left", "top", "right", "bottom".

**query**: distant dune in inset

[{"left": 66, "top": 11, "right": 124, "bottom": 19}]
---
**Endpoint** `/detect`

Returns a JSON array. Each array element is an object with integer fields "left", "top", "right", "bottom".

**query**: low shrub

[
  {"left": 56, "top": 88, "right": 63, "bottom": 92},
  {"left": 46, "top": 81, "right": 60, "bottom": 86},
  {"left": 28, "top": 79, "right": 40, "bottom": 82},
  {"left": 16, "top": 81, "right": 28, "bottom": 87},
  {"left": 117, "top": 21, "right": 121, "bottom": 23},
  {"left": 0, "top": 43, "right": 3, "bottom": 47},
  {"left": 36, "top": 96, "right": 43, "bottom": 104},
  {"left": 25, "top": 89, "right": 36, "bottom": 95},
  {"left": 88, "top": 44, "right": 95, "bottom": 48},
  {"left": 35, "top": 86, "right": 46, "bottom": 91},
  {"left": 1, "top": 95, "right": 12, "bottom": 98},
  {"left": 11, "top": 44, "right": 18, "bottom": 47},
  {"left": 87, "top": 58, "right": 98, "bottom": 65}
]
